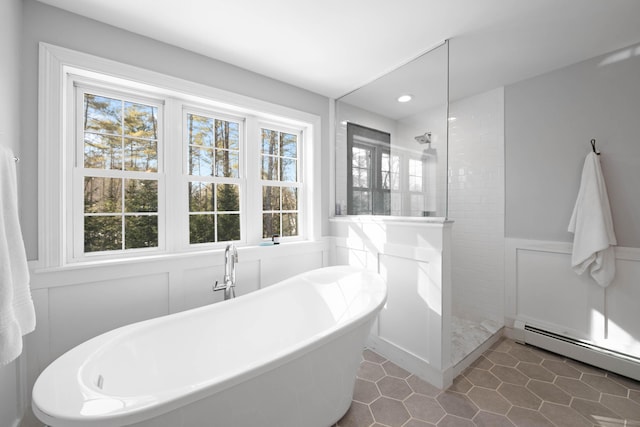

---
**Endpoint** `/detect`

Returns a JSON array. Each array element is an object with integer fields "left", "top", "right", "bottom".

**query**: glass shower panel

[{"left": 335, "top": 41, "right": 449, "bottom": 218}]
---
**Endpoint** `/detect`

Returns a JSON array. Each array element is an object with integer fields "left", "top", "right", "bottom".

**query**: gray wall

[
  {"left": 20, "top": 0, "right": 331, "bottom": 260},
  {"left": 0, "top": 0, "right": 24, "bottom": 426},
  {"left": 505, "top": 43, "right": 640, "bottom": 248}
]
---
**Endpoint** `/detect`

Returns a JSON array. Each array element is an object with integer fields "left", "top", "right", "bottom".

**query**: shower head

[{"left": 415, "top": 132, "right": 431, "bottom": 144}]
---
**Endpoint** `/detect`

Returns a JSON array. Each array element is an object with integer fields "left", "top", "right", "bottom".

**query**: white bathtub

[{"left": 32, "top": 265, "right": 387, "bottom": 427}]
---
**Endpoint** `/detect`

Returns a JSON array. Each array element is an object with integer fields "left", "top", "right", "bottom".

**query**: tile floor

[{"left": 335, "top": 338, "right": 640, "bottom": 427}]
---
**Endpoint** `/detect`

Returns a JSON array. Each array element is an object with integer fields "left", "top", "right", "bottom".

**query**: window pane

[
  {"left": 262, "top": 186, "right": 280, "bottom": 210},
  {"left": 352, "top": 146, "right": 370, "bottom": 168},
  {"left": 261, "top": 155, "right": 278, "bottom": 180},
  {"left": 215, "top": 150, "right": 239, "bottom": 178},
  {"left": 124, "top": 138, "right": 157, "bottom": 172},
  {"left": 280, "top": 132, "right": 297, "bottom": 158},
  {"left": 353, "top": 168, "right": 369, "bottom": 189},
  {"left": 217, "top": 214, "right": 240, "bottom": 241},
  {"left": 381, "top": 153, "right": 391, "bottom": 190},
  {"left": 84, "top": 177, "right": 122, "bottom": 213},
  {"left": 190, "top": 214, "right": 215, "bottom": 244},
  {"left": 215, "top": 120, "right": 240, "bottom": 151},
  {"left": 216, "top": 184, "right": 239, "bottom": 212},
  {"left": 261, "top": 129, "right": 279, "bottom": 155},
  {"left": 84, "top": 215, "right": 122, "bottom": 252},
  {"left": 352, "top": 190, "right": 370, "bottom": 214},
  {"left": 84, "top": 94, "right": 122, "bottom": 135},
  {"left": 262, "top": 213, "right": 280, "bottom": 238},
  {"left": 282, "top": 213, "right": 298, "bottom": 237},
  {"left": 84, "top": 134, "right": 122, "bottom": 170},
  {"left": 125, "top": 215, "right": 158, "bottom": 249},
  {"left": 411, "top": 194, "right": 424, "bottom": 215},
  {"left": 390, "top": 155, "right": 400, "bottom": 191},
  {"left": 125, "top": 179, "right": 158, "bottom": 213},
  {"left": 189, "top": 182, "right": 214, "bottom": 212},
  {"left": 189, "top": 146, "right": 214, "bottom": 176},
  {"left": 124, "top": 101, "right": 158, "bottom": 139},
  {"left": 187, "top": 114, "right": 214, "bottom": 147},
  {"left": 282, "top": 187, "right": 297, "bottom": 210},
  {"left": 280, "top": 158, "right": 297, "bottom": 182}
]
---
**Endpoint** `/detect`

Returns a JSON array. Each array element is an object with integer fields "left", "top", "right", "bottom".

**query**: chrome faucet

[{"left": 213, "top": 243, "right": 238, "bottom": 300}]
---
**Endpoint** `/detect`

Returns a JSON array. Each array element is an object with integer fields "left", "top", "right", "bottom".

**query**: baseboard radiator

[{"left": 514, "top": 322, "right": 640, "bottom": 381}]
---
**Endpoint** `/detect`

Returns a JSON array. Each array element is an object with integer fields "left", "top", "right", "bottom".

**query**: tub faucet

[{"left": 213, "top": 243, "right": 237, "bottom": 300}]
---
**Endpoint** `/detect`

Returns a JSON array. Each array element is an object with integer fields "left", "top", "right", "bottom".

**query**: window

[
  {"left": 261, "top": 127, "right": 301, "bottom": 239},
  {"left": 345, "top": 122, "right": 432, "bottom": 217},
  {"left": 347, "top": 123, "right": 391, "bottom": 215},
  {"left": 186, "top": 111, "right": 242, "bottom": 244},
  {"left": 40, "top": 44, "right": 318, "bottom": 265},
  {"left": 79, "top": 89, "right": 161, "bottom": 254}
]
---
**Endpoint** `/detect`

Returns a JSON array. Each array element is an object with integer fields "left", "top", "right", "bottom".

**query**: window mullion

[
  {"left": 160, "top": 99, "right": 181, "bottom": 252},
  {"left": 245, "top": 116, "right": 261, "bottom": 245}
]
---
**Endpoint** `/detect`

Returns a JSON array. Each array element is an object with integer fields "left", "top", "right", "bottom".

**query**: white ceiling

[{"left": 36, "top": 0, "right": 640, "bottom": 100}]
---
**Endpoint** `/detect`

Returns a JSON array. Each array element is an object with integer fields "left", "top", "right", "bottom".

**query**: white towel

[
  {"left": 568, "top": 152, "right": 617, "bottom": 287},
  {"left": 0, "top": 145, "right": 36, "bottom": 365}
]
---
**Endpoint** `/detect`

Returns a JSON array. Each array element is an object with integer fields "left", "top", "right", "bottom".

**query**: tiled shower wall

[{"left": 448, "top": 87, "right": 505, "bottom": 325}]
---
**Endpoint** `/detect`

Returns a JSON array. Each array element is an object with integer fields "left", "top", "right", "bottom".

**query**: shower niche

[{"left": 331, "top": 40, "right": 505, "bottom": 388}]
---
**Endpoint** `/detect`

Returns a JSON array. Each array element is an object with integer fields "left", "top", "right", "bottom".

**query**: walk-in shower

[{"left": 332, "top": 39, "right": 504, "bottom": 385}]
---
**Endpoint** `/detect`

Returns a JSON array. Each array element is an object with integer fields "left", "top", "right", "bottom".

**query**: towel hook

[{"left": 590, "top": 139, "right": 600, "bottom": 155}]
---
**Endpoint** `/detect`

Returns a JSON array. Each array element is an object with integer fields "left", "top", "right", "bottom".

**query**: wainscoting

[
  {"left": 505, "top": 238, "right": 640, "bottom": 379},
  {"left": 331, "top": 216, "right": 453, "bottom": 389}
]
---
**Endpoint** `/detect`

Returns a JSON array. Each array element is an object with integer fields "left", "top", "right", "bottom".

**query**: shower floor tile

[{"left": 335, "top": 338, "right": 640, "bottom": 427}]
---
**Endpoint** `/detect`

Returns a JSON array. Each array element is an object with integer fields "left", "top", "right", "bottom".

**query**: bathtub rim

[{"left": 32, "top": 265, "right": 387, "bottom": 427}]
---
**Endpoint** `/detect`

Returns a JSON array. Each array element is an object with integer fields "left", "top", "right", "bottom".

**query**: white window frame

[
  {"left": 71, "top": 83, "right": 166, "bottom": 261},
  {"left": 182, "top": 106, "right": 246, "bottom": 247},
  {"left": 258, "top": 121, "right": 305, "bottom": 242},
  {"left": 38, "top": 43, "right": 320, "bottom": 269}
]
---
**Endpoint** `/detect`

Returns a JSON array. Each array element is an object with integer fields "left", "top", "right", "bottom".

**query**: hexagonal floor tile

[
  {"left": 490, "top": 365, "right": 529, "bottom": 385},
  {"left": 337, "top": 401, "right": 373, "bottom": 427},
  {"left": 498, "top": 383, "right": 542, "bottom": 410},
  {"left": 527, "top": 379, "right": 571, "bottom": 405},
  {"left": 473, "top": 411, "right": 516, "bottom": 427},
  {"left": 370, "top": 396, "right": 410, "bottom": 427},
  {"left": 467, "top": 386, "right": 511, "bottom": 414},
  {"left": 357, "top": 361, "right": 386, "bottom": 382},
  {"left": 436, "top": 391, "right": 479, "bottom": 419},
  {"left": 404, "top": 393, "right": 446, "bottom": 424},
  {"left": 464, "top": 367, "right": 501, "bottom": 389},
  {"left": 352, "top": 378, "right": 380, "bottom": 404},
  {"left": 376, "top": 376, "right": 412, "bottom": 400},
  {"left": 516, "top": 362, "right": 556, "bottom": 382}
]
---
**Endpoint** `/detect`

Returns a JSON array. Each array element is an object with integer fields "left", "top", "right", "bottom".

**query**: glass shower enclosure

[{"left": 335, "top": 41, "right": 449, "bottom": 219}]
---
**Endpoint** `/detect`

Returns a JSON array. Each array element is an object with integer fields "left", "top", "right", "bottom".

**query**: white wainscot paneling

[
  {"left": 605, "top": 254, "right": 640, "bottom": 357},
  {"left": 330, "top": 216, "right": 452, "bottom": 388},
  {"left": 506, "top": 238, "right": 640, "bottom": 358},
  {"left": 378, "top": 255, "right": 435, "bottom": 361},
  {"left": 260, "top": 250, "right": 324, "bottom": 287},
  {"left": 48, "top": 273, "right": 170, "bottom": 359},
  {"left": 515, "top": 249, "right": 597, "bottom": 339}
]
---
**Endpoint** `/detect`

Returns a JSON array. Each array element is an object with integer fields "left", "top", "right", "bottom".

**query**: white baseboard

[{"left": 367, "top": 335, "right": 451, "bottom": 389}]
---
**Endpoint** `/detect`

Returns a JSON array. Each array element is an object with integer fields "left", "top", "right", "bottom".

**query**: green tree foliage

[
  {"left": 83, "top": 94, "right": 159, "bottom": 253},
  {"left": 187, "top": 113, "right": 241, "bottom": 243}
]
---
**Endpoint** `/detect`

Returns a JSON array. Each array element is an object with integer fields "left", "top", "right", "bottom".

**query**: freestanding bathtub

[{"left": 32, "top": 265, "right": 387, "bottom": 427}]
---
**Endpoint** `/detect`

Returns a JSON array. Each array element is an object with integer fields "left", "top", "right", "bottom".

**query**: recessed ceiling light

[{"left": 397, "top": 94, "right": 412, "bottom": 103}]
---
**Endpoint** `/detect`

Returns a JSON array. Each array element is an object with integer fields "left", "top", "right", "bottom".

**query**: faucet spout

[{"left": 214, "top": 243, "right": 238, "bottom": 300}]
